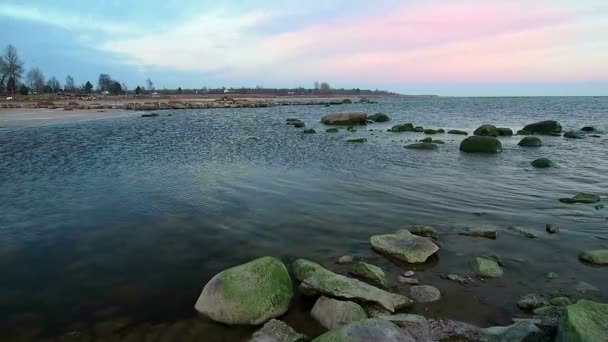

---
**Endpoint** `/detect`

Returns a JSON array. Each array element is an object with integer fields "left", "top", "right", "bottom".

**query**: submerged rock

[
  {"left": 405, "top": 225, "right": 439, "bottom": 240},
  {"left": 420, "top": 137, "right": 433, "bottom": 143},
  {"left": 522, "top": 120, "right": 563, "bottom": 135},
  {"left": 311, "top": 296, "right": 367, "bottom": 330},
  {"left": 459, "top": 136, "right": 503, "bottom": 153},
  {"left": 414, "top": 126, "right": 424, "bottom": 132},
  {"left": 578, "top": 249, "right": 608, "bottom": 265},
  {"left": 546, "top": 224, "right": 559, "bottom": 234},
  {"left": 460, "top": 227, "right": 497, "bottom": 239},
  {"left": 497, "top": 127, "right": 513, "bottom": 136},
  {"left": 518, "top": 294, "right": 549, "bottom": 311},
  {"left": 337, "top": 255, "right": 354, "bottom": 264},
  {"left": 377, "top": 314, "right": 430, "bottom": 341},
  {"left": 474, "top": 124, "right": 500, "bottom": 137},
  {"left": 321, "top": 112, "right": 368, "bottom": 125},
  {"left": 480, "top": 321, "right": 542, "bottom": 342},
  {"left": 293, "top": 259, "right": 326, "bottom": 282},
  {"left": 370, "top": 229, "right": 439, "bottom": 263},
  {"left": 368, "top": 113, "right": 390, "bottom": 122},
  {"left": 286, "top": 119, "right": 305, "bottom": 128},
  {"left": 474, "top": 257, "right": 503, "bottom": 278},
  {"left": 303, "top": 129, "right": 316, "bottom": 134},
  {"left": 389, "top": 123, "right": 415, "bottom": 132},
  {"left": 298, "top": 262, "right": 412, "bottom": 312},
  {"left": 557, "top": 300, "right": 608, "bottom": 342},
  {"left": 424, "top": 129, "right": 437, "bottom": 134},
  {"left": 250, "top": 319, "right": 306, "bottom": 342},
  {"left": 405, "top": 142, "right": 438, "bottom": 150},
  {"left": 575, "top": 281, "right": 599, "bottom": 294},
  {"left": 564, "top": 131, "right": 584, "bottom": 139},
  {"left": 559, "top": 193, "right": 601, "bottom": 204},
  {"left": 448, "top": 129, "right": 468, "bottom": 135},
  {"left": 410, "top": 285, "right": 441, "bottom": 303},
  {"left": 347, "top": 138, "right": 367, "bottom": 143},
  {"left": 518, "top": 136, "right": 542, "bottom": 147},
  {"left": 195, "top": 256, "right": 292, "bottom": 325},
  {"left": 428, "top": 319, "right": 481, "bottom": 341},
  {"left": 531, "top": 158, "right": 553, "bottom": 168},
  {"left": 312, "top": 318, "right": 415, "bottom": 342},
  {"left": 398, "top": 276, "right": 421, "bottom": 285},
  {"left": 508, "top": 226, "right": 538, "bottom": 238},
  {"left": 326, "top": 127, "right": 339, "bottom": 133},
  {"left": 352, "top": 261, "right": 388, "bottom": 288},
  {"left": 437, "top": 128, "right": 445, "bottom": 133},
  {"left": 551, "top": 297, "right": 572, "bottom": 306},
  {"left": 581, "top": 126, "right": 596, "bottom": 132}
]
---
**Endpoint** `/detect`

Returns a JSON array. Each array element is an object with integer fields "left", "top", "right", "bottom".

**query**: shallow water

[{"left": 0, "top": 97, "right": 607, "bottom": 340}]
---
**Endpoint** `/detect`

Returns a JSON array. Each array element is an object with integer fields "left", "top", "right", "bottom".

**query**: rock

[
  {"left": 517, "top": 294, "right": 549, "bottom": 311},
  {"left": 517, "top": 130, "right": 531, "bottom": 135},
  {"left": 448, "top": 130, "right": 468, "bottom": 135},
  {"left": 326, "top": 128, "right": 339, "bottom": 133},
  {"left": 389, "top": 123, "right": 415, "bottom": 132},
  {"left": 368, "top": 113, "right": 390, "bottom": 122},
  {"left": 293, "top": 259, "right": 326, "bottom": 282},
  {"left": 508, "top": 226, "right": 538, "bottom": 238},
  {"left": 321, "top": 112, "right": 368, "bottom": 125},
  {"left": 63, "top": 107, "right": 74, "bottom": 111},
  {"left": 423, "top": 129, "right": 437, "bottom": 134},
  {"left": 377, "top": 314, "right": 430, "bottom": 341},
  {"left": 404, "top": 142, "right": 438, "bottom": 150},
  {"left": 141, "top": 113, "right": 159, "bottom": 117},
  {"left": 581, "top": 126, "right": 596, "bottom": 132},
  {"left": 347, "top": 138, "right": 367, "bottom": 143},
  {"left": 286, "top": 119, "right": 304, "bottom": 127},
  {"left": 480, "top": 321, "right": 542, "bottom": 342},
  {"left": 342, "top": 99, "right": 353, "bottom": 104},
  {"left": 557, "top": 300, "right": 608, "bottom": 342},
  {"left": 433, "top": 140, "right": 445, "bottom": 144},
  {"left": 518, "top": 136, "right": 543, "bottom": 147},
  {"left": 428, "top": 319, "right": 480, "bottom": 341},
  {"left": 546, "top": 224, "right": 559, "bottom": 234},
  {"left": 460, "top": 227, "right": 497, "bottom": 239},
  {"left": 551, "top": 297, "right": 572, "bottom": 306},
  {"left": 459, "top": 136, "right": 503, "bottom": 153},
  {"left": 347, "top": 126, "right": 357, "bottom": 132},
  {"left": 410, "top": 285, "right": 441, "bottom": 303},
  {"left": 575, "top": 281, "right": 599, "bottom": 293},
  {"left": 293, "top": 121, "right": 305, "bottom": 128},
  {"left": 398, "top": 276, "right": 420, "bottom": 285},
  {"left": 474, "top": 124, "right": 500, "bottom": 137},
  {"left": 250, "top": 319, "right": 306, "bottom": 342},
  {"left": 437, "top": 129, "right": 445, "bottom": 133},
  {"left": 337, "top": 255, "right": 354, "bottom": 264},
  {"left": 299, "top": 265, "right": 412, "bottom": 312},
  {"left": 370, "top": 229, "right": 439, "bottom": 263},
  {"left": 195, "top": 256, "right": 293, "bottom": 325},
  {"left": 312, "top": 318, "right": 415, "bottom": 342},
  {"left": 559, "top": 193, "right": 600, "bottom": 204},
  {"left": 533, "top": 305, "right": 564, "bottom": 318},
  {"left": 474, "top": 257, "right": 503, "bottom": 278},
  {"left": 404, "top": 225, "right": 438, "bottom": 240},
  {"left": 531, "top": 158, "right": 553, "bottom": 168},
  {"left": 497, "top": 128, "right": 513, "bottom": 136},
  {"left": 564, "top": 131, "right": 584, "bottom": 139},
  {"left": 303, "top": 129, "right": 317, "bottom": 134},
  {"left": 545, "top": 272, "right": 559, "bottom": 279},
  {"left": 444, "top": 274, "right": 468, "bottom": 284},
  {"left": 351, "top": 261, "right": 388, "bottom": 288},
  {"left": 311, "top": 296, "right": 367, "bottom": 330},
  {"left": 578, "top": 249, "right": 608, "bottom": 265},
  {"left": 420, "top": 137, "right": 433, "bottom": 143},
  {"left": 522, "top": 120, "right": 563, "bottom": 135}
]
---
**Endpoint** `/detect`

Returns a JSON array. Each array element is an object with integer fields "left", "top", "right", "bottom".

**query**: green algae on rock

[
  {"left": 448, "top": 129, "right": 468, "bottom": 135},
  {"left": 405, "top": 142, "right": 438, "bottom": 150},
  {"left": 557, "top": 300, "right": 608, "bottom": 342},
  {"left": 195, "top": 256, "right": 293, "bottom": 325},
  {"left": 404, "top": 225, "right": 438, "bottom": 240},
  {"left": 559, "top": 194, "right": 601, "bottom": 204},
  {"left": 321, "top": 112, "right": 368, "bottom": 126},
  {"left": 459, "top": 136, "right": 503, "bottom": 153},
  {"left": 531, "top": 158, "right": 553, "bottom": 168},
  {"left": 250, "top": 319, "right": 307, "bottom": 342},
  {"left": 370, "top": 229, "right": 439, "bottom": 264},
  {"left": 303, "top": 129, "right": 316, "bottom": 134},
  {"left": 368, "top": 113, "right": 390, "bottom": 122},
  {"left": 522, "top": 120, "right": 563, "bottom": 135},
  {"left": 389, "top": 123, "right": 415, "bottom": 132},
  {"left": 518, "top": 136, "right": 542, "bottom": 147},
  {"left": 293, "top": 259, "right": 326, "bottom": 282},
  {"left": 578, "top": 249, "right": 608, "bottom": 265},
  {"left": 326, "top": 127, "right": 340, "bottom": 133},
  {"left": 474, "top": 257, "right": 503, "bottom": 278},
  {"left": 351, "top": 261, "right": 388, "bottom": 288},
  {"left": 473, "top": 124, "right": 500, "bottom": 137},
  {"left": 312, "top": 318, "right": 413, "bottom": 342},
  {"left": 460, "top": 227, "right": 497, "bottom": 239}
]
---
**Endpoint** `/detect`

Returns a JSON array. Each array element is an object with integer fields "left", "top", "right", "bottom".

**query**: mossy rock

[
  {"left": 517, "top": 294, "right": 548, "bottom": 311},
  {"left": 497, "top": 127, "right": 513, "bottom": 136},
  {"left": 251, "top": 319, "right": 307, "bottom": 342},
  {"left": 578, "top": 250, "right": 608, "bottom": 265},
  {"left": 437, "top": 128, "right": 445, "bottom": 133},
  {"left": 311, "top": 296, "right": 367, "bottom": 330},
  {"left": 559, "top": 193, "right": 600, "bottom": 204},
  {"left": 195, "top": 256, "right": 293, "bottom": 325},
  {"left": 522, "top": 120, "right": 562, "bottom": 135},
  {"left": 405, "top": 142, "right": 438, "bottom": 150},
  {"left": 312, "top": 318, "right": 411, "bottom": 342},
  {"left": 303, "top": 129, "right": 317, "bottom": 134},
  {"left": 459, "top": 227, "right": 497, "bottom": 239},
  {"left": 351, "top": 261, "right": 388, "bottom": 288},
  {"left": 368, "top": 113, "right": 390, "bottom": 122},
  {"left": 423, "top": 129, "right": 437, "bottom": 134},
  {"left": 413, "top": 126, "right": 424, "bottom": 132},
  {"left": 326, "top": 128, "right": 340, "bottom": 133},
  {"left": 405, "top": 225, "right": 438, "bottom": 240},
  {"left": 474, "top": 257, "right": 503, "bottom": 278},
  {"left": 557, "top": 300, "right": 608, "bottom": 341},
  {"left": 420, "top": 137, "right": 433, "bottom": 143},
  {"left": 370, "top": 229, "right": 439, "bottom": 263},
  {"left": 321, "top": 112, "right": 368, "bottom": 126},
  {"left": 474, "top": 124, "right": 499, "bottom": 137},
  {"left": 448, "top": 130, "right": 468, "bottom": 135},
  {"left": 581, "top": 126, "right": 596, "bottom": 132},
  {"left": 389, "top": 123, "right": 414, "bottom": 132},
  {"left": 564, "top": 131, "right": 584, "bottom": 139},
  {"left": 517, "top": 130, "right": 531, "bottom": 135},
  {"left": 293, "top": 259, "right": 326, "bottom": 282},
  {"left": 459, "top": 136, "right": 502, "bottom": 153},
  {"left": 531, "top": 158, "right": 552, "bottom": 168},
  {"left": 518, "top": 136, "right": 542, "bottom": 147}
]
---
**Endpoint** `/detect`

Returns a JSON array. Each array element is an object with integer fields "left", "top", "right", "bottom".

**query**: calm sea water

[{"left": 1, "top": 97, "right": 607, "bottom": 340}]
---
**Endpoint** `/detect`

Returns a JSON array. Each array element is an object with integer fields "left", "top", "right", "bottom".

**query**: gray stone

[
  {"left": 460, "top": 227, "right": 497, "bottom": 239},
  {"left": 551, "top": 297, "right": 572, "bottom": 306},
  {"left": 378, "top": 314, "right": 431, "bottom": 341},
  {"left": 546, "top": 224, "right": 559, "bottom": 234},
  {"left": 351, "top": 261, "right": 388, "bottom": 288},
  {"left": 370, "top": 229, "right": 439, "bottom": 263},
  {"left": 250, "top": 319, "right": 306, "bottom": 342},
  {"left": 337, "top": 255, "right": 354, "bottom": 264},
  {"left": 508, "top": 225, "right": 539, "bottom": 238},
  {"left": 410, "top": 285, "right": 441, "bottom": 303},
  {"left": 480, "top": 321, "right": 542, "bottom": 342},
  {"left": 312, "top": 318, "right": 416, "bottom": 342},
  {"left": 428, "top": 319, "right": 480, "bottom": 341},
  {"left": 575, "top": 281, "right": 599, "bottom": 293},
  {"left": 578, "top": 249, "right": 608, "bottom": 265},
  {"left": 404, "top": 225, "right": 438, "bottom": 240},
  {"left": 474, "top": 257, "right": 503, "bottom": 278},
  {"left": 311, "top": 296, "right": 367, "bottom": 330},
  {"left": 517, "top": 294, "right": 548, "bottom": 312},
  {"left": 398, "top": 276, "right": 420, "bottom": 285}
]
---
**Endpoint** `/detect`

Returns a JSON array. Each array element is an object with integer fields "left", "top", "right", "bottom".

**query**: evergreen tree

[{"left": 83, "top": 81, "right": 94, "bottom": 94}]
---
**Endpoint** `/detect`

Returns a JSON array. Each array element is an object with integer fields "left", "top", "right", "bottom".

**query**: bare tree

[
  {"left": 47, "top": 77, "right": 61, "bottom": 93},
  {"left": 0, "top": 44, "right": 25, "bottom": 94},
  {"left": 98, "top": 73, "right": 112, "bottom": 92},
  {"left": 65, "top": 75, "right": 75, "bottom": 92},
  {"left": 146, "top": 78, "right": 154, "bottom": 91},
  {"left": 26, "top": 68, "right": 45, "bottom": 93}
]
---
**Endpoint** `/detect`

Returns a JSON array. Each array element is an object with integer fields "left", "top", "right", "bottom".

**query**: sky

[{"left": 1, "top": 0, "right": 608, "bottom": 96}]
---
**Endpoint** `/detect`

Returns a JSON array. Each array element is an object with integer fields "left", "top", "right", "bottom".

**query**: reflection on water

[{"left": 0, "top": 97, "right": 607, "bottom": 340}]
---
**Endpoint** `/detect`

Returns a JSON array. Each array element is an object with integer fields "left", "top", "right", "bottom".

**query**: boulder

[
  {"left": 448, "top": 130, "right": 468, "bottom": 135},
  {"left": 531, "top": 158, "right": 553, "bottom": 168},
  {"left": 508, "top": 226, "right": 538, "bottom": 238},
  {"left": 474, "top": 124, "right": 499, "bottom": 137},
  {"left": 428, "top": 319, "right": 480, "bottom": 341},
  {"left": 195, "top": 256, "right": 293, "bottom": 325},
  {"left": 480, "top": 321, "right": 542, "bottom": 342},
  {"left": 474, "top": 257, "right": 503, "bottom": 278},
  {"left": 518, "top": 136, "right": 542, "bottom": 147},
  {"left": 347, "top": 138, "right": 367, "bottom": 143},
  {"left": 337, "top": 255, "right": 354, "bottom": 264},
  {"left": 352, "top": 261, "right": 388, "bottom": 288},
  {"left": 459, "top": 136, "right": 503, "bottom": 153},
  {"left": 420, "top": 137, "right": 433, "bottom": 143},
  {"left": 522, "top": 120, "right": 562, "bottom": 135},
  {"left": 559, "top": 194, "right": 600, "bottom": 204},
  {"left": 546, "top": 224, "right": 559, "bottom": 234},
  {"left": 312, "top": 318, "right": 415, "bottom": 342},
  {"left": 286, "top": 119, "right": 305, "bottom": 128},
  {"left": 389, "top": 123, "right": 415, "bottom": 132},
  {"left": 321, "top": 112, "right": 368, "bottom": 126},
  {"left": 423, "top": 129, "right": 437, "bottom": 134},
  {"left": 377, "top": 314, "right": 430, "bottom": 341},
  {"left": 578, "top": 249, "right": 608, "bottom": 265},
  {"left": 413, "top": 127, "right": 424, "bottom": 132},
  {"left": 293, "top": 259, "right": 326, "bottom": 282},
  {"left": 409, "top": 285, "right": 441, "bottom": 303},
  {"left": 405, "top": 142, "right": 438, "bottom": 150},
  {"left": 368, "top": 113, "right": 390, "bottom": 122},
  {"left": 370, "top": 229, "right": 439, "bottom": 263},
  {"left": 497, "top": 128, "right": 514, "bottom": 136},
  {"left": 250, "top": 319, "right": 306, "bottom": 342},
  {"left": 405, "top": 225, "right": 438, "bottom": 240},
  {"left": 564, "top": 131, "right": 584, "bottom": 139},
  {"left": 299, "top": 268, "right": 412, "bottom": 312},
  {"left": 517, "top": 294, "right": 549, "bottom": 311},
  {"left": 517, "top": 130, "right": 531, "bottom": 135},
  {"left": 437, "top": 129, "right": 445, "bottom": 133},
  {"left": 581, "top": 126, "right": 596, "bottom": 132},
  {"left": 311, "top": 297, "right": 367, "bottom": 330},
  {"left": 460, "top": 227, "right": 497, "bottom": 239},
  {"left": 557, "top": 300, "right": 608, "bottom": 342}
]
